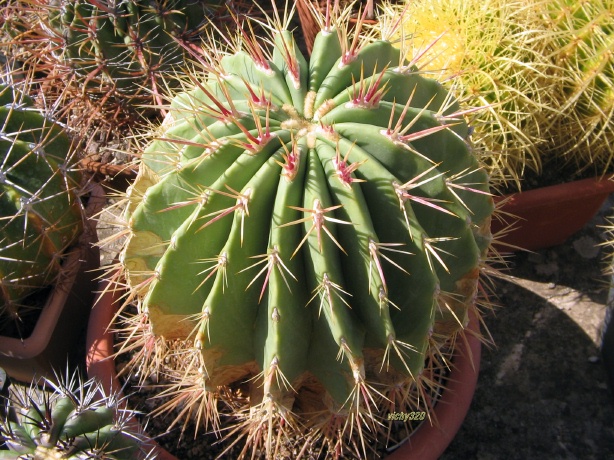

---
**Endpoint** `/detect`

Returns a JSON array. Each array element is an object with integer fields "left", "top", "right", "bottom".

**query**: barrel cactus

[
  {"left": 0, "top": 84, "right": 83, "bottom": 327},
  {"left": 0, "top": 371, "right": 150, "bottom": 459},
  {"left": 541, "top": 0, "right": 614, "bottom": 173},
  {"left": 44, "top": 0, "right": 223, "bottom": 111},
  {"left": 116, "top": 9, "right": 494, "bottom": 458}
]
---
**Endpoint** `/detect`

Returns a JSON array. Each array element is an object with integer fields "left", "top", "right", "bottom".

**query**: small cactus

[
  {"left": 0, "top": 84, "right": 83, "bottom": 327},
  {"left": 0, "top": 371, "right": 150, "bottom": 459},
  {"left": 1, "top": 0, "right": 225, "bottom": 128},
  {"left": 114, "top": 6, "right": 494, "bottom": 458}
]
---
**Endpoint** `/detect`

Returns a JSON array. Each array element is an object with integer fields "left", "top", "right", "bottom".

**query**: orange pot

[{"left": 492, "top": 177, "right": 614, "bottom": 252}]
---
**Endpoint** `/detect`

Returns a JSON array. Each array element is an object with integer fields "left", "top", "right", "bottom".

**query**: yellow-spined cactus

[
  {"left": 540, "top": 0, "right": 614, "bottom": 175},
  {"left": 383, "top": 0, "right": 564, "bottom": 190}
]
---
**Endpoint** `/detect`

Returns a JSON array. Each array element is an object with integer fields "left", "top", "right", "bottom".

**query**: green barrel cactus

[
  {"left": 0, "top": 84, "right": 83, "bottom": 325},
  {"left": 0, "top": 371, "right": 149, "bottom": 459},
  {"left": 44, "top": 0, "right": 222, "bottom": 110},
  {"left": 117, "top": 12, "right": 494, "bottom": 457}
]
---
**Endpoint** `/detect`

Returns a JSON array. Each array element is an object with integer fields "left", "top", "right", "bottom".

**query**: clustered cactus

[
  {"left": 115, "top": 7, "right": 494, "bottom": 457},
  {"left": 0, "top": 83, "right": 83, "bottom": 327},
  {"left": 0, "top": 371, "right": 149, "bottom": 459}
]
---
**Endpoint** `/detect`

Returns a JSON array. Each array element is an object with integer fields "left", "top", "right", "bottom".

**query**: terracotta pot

[
  {"left": 385, "top": 317, "right": 481, "bottom": 459},
  {"left": 86, "top": 278, "right": 481, "bottom": 460},
  {"left": 86, "top": 279, "right": 176, "bottom": 460},
  {"left": 0, "top": 183, "right": 104, "bottom": 383},
  {"left": 491, "top": 177, "right": 614, "bottom": 252}
]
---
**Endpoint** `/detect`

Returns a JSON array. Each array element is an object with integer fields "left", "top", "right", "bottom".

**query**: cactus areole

[{"left": 121, "top": 26, "right": 494, "bottom": 454}]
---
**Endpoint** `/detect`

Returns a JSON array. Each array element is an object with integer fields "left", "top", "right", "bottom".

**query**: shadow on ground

[{"left": 442, "top": 199, "right": 614, "bottom": 459}]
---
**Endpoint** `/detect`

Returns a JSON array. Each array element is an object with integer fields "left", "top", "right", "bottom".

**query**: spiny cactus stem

[
  {"left": 230, "top": 112, "right": 274, "bottom": 154},
  {"left": 383, "top": 94, "right": 436, "bottom": 141},
  {"left": 336, "top": 378, "right": 381, "bottom": 456},
  {"left": 436, "top": 290, "right": 463, "bottom": 326},
  {"left": 382, "top": 335, "right": 418, "bottom": 375},
  {"left": 348, "top": 64, "right": 390, "bottom": 109},
  {"left": 238, "top": 20, "right": 272, "bottom": 72},
  {"left": 195, "top": 253, "right": 228, "bottom": 293},
  {"left": 340, "top": 6, "right": 372, "bottom": 67},
  {"left": 261, "top": 356, "right": 294, "bottom": 395},
  {"left": 394, "top": 170, "right": 458, "bottom": 218},
  {"left": 243, "top": 78, "right": 274, "bottom": 109},
  {"left": 446, "top": 168, "right": 494, "bottom": 195},
  {"left": 88, "top": 0, "right": 114, "bottom": 14},
  {"left": 190, "top": 76, "right": 238, "bottom": 120},
  {"left": 157, "top": 193, "right": 198, "bottom": 215},
  {"left": 309, "top": 272, "right": 351, "bottom": 317},
  {"left": 423, "top": 236, "right": 457, "bottom": 273},
  {"left": 401, "top": 123, "right": 454, "bottom": 146},
  {"left": 276, "top": 32, "right": 301, "bottom": 88},
  {"left": 276, "top": 139, "right": 300, "bottom": 180},
  {"left": 438, "top": 105, "right": 489, "bottom": 125},
  {"left": 445, "top": 168, "right": 494, "bottom": 212},
  {"left": 194, "top": 185, "right": 251, "bottom": 239},
  {"left": 332, "top": 141, "right": 366, "bottom": 187},
  {"left": 378, "top": 286, "right": 401, "bottom": 312}
]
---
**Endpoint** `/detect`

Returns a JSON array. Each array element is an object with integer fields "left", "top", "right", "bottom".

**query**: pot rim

[{"left": 0, "top": 183, "right": 104, "bottom": 382}]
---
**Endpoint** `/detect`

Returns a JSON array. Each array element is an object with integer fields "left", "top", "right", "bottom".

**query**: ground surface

[{"left": 442, "top": 195, "right": 614, "bottom": 459}]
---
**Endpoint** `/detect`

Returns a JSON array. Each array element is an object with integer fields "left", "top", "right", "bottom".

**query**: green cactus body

[
  {"left": 120, "top": 22, "right": 494, "bottom": 456},
  {"left": 47, "top": 0, "right": 222, "bottom": 108},
  {"left": 543, "top": 0, "right": 614, "bottom": 171},
  {"left": 0, "top": 373, "right": 147, "bottom": 459},
  {"left": 0, "top": 84, "right": 83, "bottom": 322}
]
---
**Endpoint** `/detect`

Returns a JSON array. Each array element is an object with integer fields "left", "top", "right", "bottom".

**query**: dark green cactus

[
  {"left": 0, "top": 371, "right": 150, "bottom": 459},
  {"left": 45, "top": 0, "right": 223, "bottom": 109},
  {"left": 0, "top": 84, "right": 83, "bottom": 324},
  {"left": 118, "top": 13, "right": 494, "bottom": 457}
]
